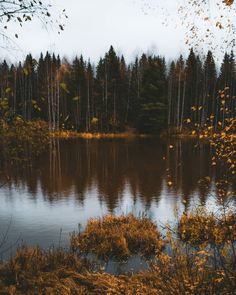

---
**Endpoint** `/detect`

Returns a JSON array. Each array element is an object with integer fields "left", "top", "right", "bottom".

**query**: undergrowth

[{"left": 0, "top": 212, "right": 236, "bottom": 294}]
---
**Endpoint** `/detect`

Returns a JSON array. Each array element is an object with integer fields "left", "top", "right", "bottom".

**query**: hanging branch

[{"left": 0, "top": 0, "right": 67, "bottom": 43}]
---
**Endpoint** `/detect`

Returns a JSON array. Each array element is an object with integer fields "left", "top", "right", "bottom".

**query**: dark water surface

[{"left": 0, "top": 138, "right": 227, "bottom": 260}]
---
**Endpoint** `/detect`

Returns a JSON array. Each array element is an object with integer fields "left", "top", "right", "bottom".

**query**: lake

[{"left": 0, "top": 137, "right": 230, "bottom": 260}]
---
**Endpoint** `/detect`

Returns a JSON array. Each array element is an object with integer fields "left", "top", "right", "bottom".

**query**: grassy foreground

[{"left": 0, "top": 213, "right": 236, "bottom": 294}]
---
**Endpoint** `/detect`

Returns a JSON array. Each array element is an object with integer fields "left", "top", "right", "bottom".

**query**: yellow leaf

[
  {"left": 60, "top": 83, "right": 70, "bottom": 93},
  {"left": 23, "top": 68, "right": 29, "bottom": 75},
  {"left": 91, "top": 117, "right": 98, "bottom": 124},
  {"left": 72, "top": 96, "right": 80, "bottom": 101}
]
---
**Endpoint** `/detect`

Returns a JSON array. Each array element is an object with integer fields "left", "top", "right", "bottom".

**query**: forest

[
  {"left": 0, "top": 0, "right": 236, "bottom": 293},
  {"left": 0, "top": 46, "right": 234, "bottom": 134}
]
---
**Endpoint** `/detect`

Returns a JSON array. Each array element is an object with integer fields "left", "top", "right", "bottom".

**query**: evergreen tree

[
  {"left": 137, "top": 56, "right": 167, "bottom": 133},
  {"left": 0, "top": 47, "right": 236, "bottom": 135},
  {"left": 202, "top": 51, "right": 217, "bottom": 127},
  {"left": 185, "top": 49, "right": 199, "bottom": 124}
]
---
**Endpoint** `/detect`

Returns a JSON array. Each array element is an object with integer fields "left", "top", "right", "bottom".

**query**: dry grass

[
  {"left": 1, "top": 246, "right": 235, "bottom": 294},
  {"left": 71, "top": 214, "right": 164, "bottom": 260},
  {"left": 1, "top": 213, "right": 236, "bottom": 294},
  {"left": 0, "top": 247, "right": 89, "bottom": 294}
]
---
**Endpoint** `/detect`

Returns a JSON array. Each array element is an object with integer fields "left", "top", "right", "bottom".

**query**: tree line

[{"left": 0, "top": 46, "right": 235, "bottom": 134}]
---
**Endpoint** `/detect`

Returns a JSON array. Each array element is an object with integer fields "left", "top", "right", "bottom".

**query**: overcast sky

[{"left": 1, "top": 0, "right": 234, "bottom": 63}]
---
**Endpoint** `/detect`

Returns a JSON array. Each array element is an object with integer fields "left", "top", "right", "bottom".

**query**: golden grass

[
  {"left": 0, "top": 213, "right": 236, "bottom": 294},
  {"left": 71, "top": 214, "right": 164, "bottom": 260},
  {"left": 0, "top": 247, "right": 89, "bottom": 294}
]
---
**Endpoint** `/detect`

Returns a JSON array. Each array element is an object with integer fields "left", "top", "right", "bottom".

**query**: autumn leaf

[
  {"left": 91, "top": 117, "right": 98, "bottom": 124},
  {"left": 60, "top": 83, "right": 70, "bottom": 93},
  {"left": 72, "top": 96, "right": 80, "bottom": 101},
  {"left": 5, "top": 87, "right": 12, "bottom": 94},
  {"left": 23, "top": 68, "right": 29, "bottom": 76},
  {"left": 223, "top": 0, "right": 234, "bottom": 6}
]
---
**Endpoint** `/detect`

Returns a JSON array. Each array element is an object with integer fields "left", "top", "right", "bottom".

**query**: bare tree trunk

[
  {"left": 180, "top": 73, "right": 186, "bottom": 133},
  {"left": 125, "top": 71, "right": 131, "bottom": 125},
  {"left": 47, "top": 61, "right": 52, "bottom": 131},
  {"left": 113, "top": 83, "right": 116, "bottom": 132},
  {"left": 167, "top": 76, "right": 172, "bottom": 131},
  {"left": 177, "top": 72, "right": 181, "bottom": 132},
  {"left": 86, "top": 78, "right": 90, "bottom": 132},
  {"left": 56, "top": 77, "right": 60, "bottom": 131},
  {"left": 105, "top": 62, "right": 108, "bottom": 131}
]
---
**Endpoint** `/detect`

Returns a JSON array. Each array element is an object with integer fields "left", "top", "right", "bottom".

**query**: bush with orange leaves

[{"left": 179, "top": 208, "right": 236, "bottom": 245}]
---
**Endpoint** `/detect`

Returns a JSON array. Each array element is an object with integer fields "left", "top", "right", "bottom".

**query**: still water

[{"left": 0, "top": 138, "right": 229, "bottom": 259}]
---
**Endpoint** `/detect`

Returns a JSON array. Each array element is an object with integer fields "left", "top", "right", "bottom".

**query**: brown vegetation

[
  {"left": 179, "top": 209, "right": 236, "bottom": 246},
  {"left": 51, "top": 130, "right": 149, "bottom": 139},
  {"left": 71, "top": 214, "right": 164, "bottom": 260},
  {"left": 0, "top": 119, "right": 49, "bottom": 163},
  {"left": 0, "top": 212, "right": 236, "bottom": 294}
]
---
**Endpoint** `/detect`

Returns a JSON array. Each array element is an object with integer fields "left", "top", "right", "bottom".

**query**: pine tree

[
  {"left": 137, "top": 56, "right": 167, "bottom": 133},
  {"left": 202, "top": 51, "right": 217, "bottom": 127}
]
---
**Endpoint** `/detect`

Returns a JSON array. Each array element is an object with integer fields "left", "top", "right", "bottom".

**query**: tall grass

[{"left": 0, "top": 212, "right": 236, "bottom": 294}]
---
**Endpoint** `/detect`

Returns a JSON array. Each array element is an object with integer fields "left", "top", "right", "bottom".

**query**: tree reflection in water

[{"left": 0, "top": 137, "right": 230, "bottom": 212}]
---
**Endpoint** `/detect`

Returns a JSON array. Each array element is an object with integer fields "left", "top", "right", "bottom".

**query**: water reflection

[
  {"left": 0, "top": 138, "right": 232, "bottom": 256},
  {"left": 0, "top": 138, "right": 218, "bottom": 206}
]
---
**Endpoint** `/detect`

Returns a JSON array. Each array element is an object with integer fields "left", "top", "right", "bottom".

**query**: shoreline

[
  {"left": 1, "top": 119, "right": 235, "bottom": 140},
  {"left": 48, "top": 129, "right": 212, "bottom": 140},
  {"left": 50, "top": 130, "right": 154, "bottom": 139}
]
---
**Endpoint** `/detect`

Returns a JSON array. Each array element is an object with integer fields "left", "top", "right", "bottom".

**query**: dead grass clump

[
  {"left": 0, "top": 246, "right": 89, "bottom": 294},
  {"left": 71, "top": 214, "right": 164, "bottom": 260},
  {"left": 0, "top": 246, "right": 163, "bottom": 294}
]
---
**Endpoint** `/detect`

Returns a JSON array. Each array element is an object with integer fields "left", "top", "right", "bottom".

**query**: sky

[
  {"left": 1, "top": 0, "right": 235, "bottom": 63},
  {"left": 1, "top": 0, "right": 188, "bottom": 63}
]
